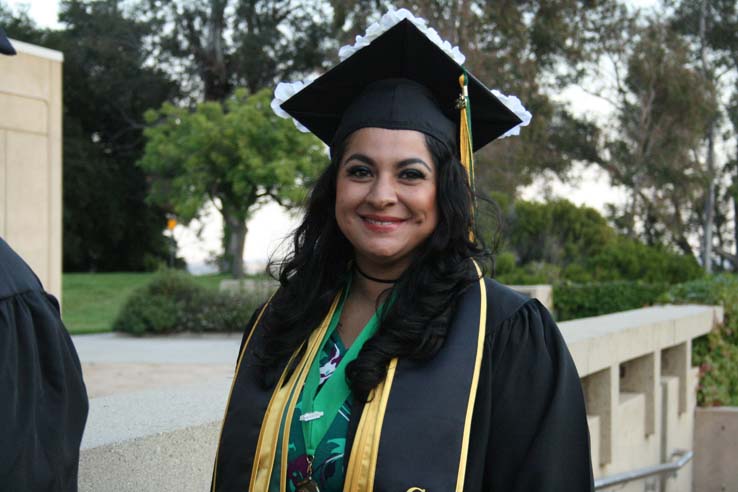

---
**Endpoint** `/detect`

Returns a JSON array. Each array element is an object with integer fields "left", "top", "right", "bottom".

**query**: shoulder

[
  {"left": 454, "top": 275, "right": 553, "bottom": 338},
  {"left": 0, "top": 237, "right": 43, "bottom": 299},
  {"left": 482, "top": 278, "right": 534, "bottom": 328}
]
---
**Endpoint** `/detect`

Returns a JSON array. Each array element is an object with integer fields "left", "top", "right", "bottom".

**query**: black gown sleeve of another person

[
  {"left": 464, "top": 293, "right": 594, "bottom": 491},
  {"left": 0, "top": 238, "right": 89, "bottom": 491}
]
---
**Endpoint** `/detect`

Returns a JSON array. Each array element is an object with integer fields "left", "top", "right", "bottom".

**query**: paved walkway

[
  {"left": 71, "top": 333, "right": 243, "bottom": 450},
  {"left": 73, "top": 332, "right": 243, "bottom": 364}
]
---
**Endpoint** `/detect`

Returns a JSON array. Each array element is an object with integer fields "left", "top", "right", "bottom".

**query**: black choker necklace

[{"left": 354, "top": 265, "right": 398, "bottom": 284}]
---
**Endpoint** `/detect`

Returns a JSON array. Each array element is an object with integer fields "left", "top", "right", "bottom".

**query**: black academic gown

[
  {"left": 0, "top": 238, "right": 89, "bottom": 491},
  {"left": 213, "top": 278, "right": 594, "bottom": 491}
]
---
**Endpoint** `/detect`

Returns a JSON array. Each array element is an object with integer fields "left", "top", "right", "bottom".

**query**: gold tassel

[
  {"left": 457, "top": 73, "right": 476, "bottom": 241},
  {"left": 457, "top": 73, "right": 474, "bottom": 188}
]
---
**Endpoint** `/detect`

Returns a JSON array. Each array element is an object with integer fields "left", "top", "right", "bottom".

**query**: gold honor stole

[{"left": 212, "top": 264, "right": 487, "bottom": 492}]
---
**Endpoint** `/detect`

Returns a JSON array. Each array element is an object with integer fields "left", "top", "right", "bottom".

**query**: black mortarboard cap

[
  {"left": 0, "top": 28, "right": 17, "bottom": 56},
  {"left": 279, "top": 19, "right": 524, "bottom": 154}
]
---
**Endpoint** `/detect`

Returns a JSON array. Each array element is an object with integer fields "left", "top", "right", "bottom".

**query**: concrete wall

[
  {"left": 694, "top": 407, "right": 738, "bottom": 492},
  {"left": 561, "top": 304, "right": 722, "bottom": 491},
  {"left": 0, "top": 39, "right": 63, "bottom": 300}
]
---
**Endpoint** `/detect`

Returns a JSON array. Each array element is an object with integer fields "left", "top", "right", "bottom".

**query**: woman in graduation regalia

[{"left": 212, "top": 9, "right": 594, "bottom": 492}]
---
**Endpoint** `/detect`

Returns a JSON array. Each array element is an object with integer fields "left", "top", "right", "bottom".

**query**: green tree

[
  {"left": 595, "top": 20, "right": 716, "bottom": 260},
  {"left": 139, "top": 89, "right": 325, "bottom": 277},
  {"left": 58, "top": 1, "right": 182, "bottom": 271},
  {"left": 497, "top": 198, "right": 702, "bottom": 285},
  {"left": 138, "top": 0, "right": 339, "bottom": 269},
  {"left": 142, "top": 0, "right": 337, "bottom": 102},
  {"left": 668, "top": 0, "right": 738, "bottom": 271},
  {"left": 505, "top": 199, "right": 614, "bottom": 267}
]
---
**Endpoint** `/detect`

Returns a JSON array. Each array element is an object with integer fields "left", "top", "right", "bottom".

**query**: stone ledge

[
  {"left": 79, "top": 421, "right": 220, "bottom": 492},
  {"left": 561, "top": 304, "right": 721, "bottom": 377}
]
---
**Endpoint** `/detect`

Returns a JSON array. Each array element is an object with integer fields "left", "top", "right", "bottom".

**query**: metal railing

[{"left": 594, "top": 450, "right": 693, "bottom": 490}]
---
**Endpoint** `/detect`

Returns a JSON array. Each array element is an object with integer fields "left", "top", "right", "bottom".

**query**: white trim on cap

[{"left": 9, "top": 38, "right": 64, "bottom": 62}]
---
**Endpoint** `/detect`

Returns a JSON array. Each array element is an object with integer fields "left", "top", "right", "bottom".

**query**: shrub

[
  {"left": 113, "top": 270, "right": 267, "bottom": 334},
  {"left": 506, "top": 199, "right": 613, "bottom": 266},
  {"left": 660, "top": 274, "right": 738, "bottom": 406},
  {"left": 494, "top": 198, "right": 702, "bottom": 285},
  {"left": 554, "top": 280, "right": 670, "bottom": 321},
  {"left": 583, "top": 237, "right": 702, "bottom": 284},
  {"left": 496, "top": 261, "right": 562, "bottom": 285}
]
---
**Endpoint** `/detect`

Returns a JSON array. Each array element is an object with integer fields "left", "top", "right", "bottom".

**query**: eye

[
  {"left": 399, "top": 168, "right": 426, "bottom": 180},
  {"left": 346, "top": 165, "right": 373, "bottom": 179}
]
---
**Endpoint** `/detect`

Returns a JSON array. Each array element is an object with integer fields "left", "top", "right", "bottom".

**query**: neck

[{"left": 351, "top": 258, "right": 406, "bottom": 303}]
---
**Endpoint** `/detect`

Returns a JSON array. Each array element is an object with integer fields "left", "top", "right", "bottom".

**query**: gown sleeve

[
  {"left": 0, "top": 244, "right": 89, "bottom": 490},
  {"left": 465, "top": 298, "right": 594, "bottom": 492}
]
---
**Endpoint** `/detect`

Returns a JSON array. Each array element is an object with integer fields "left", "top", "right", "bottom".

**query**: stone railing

[
  {"left": 561, "top": 304, "right": 723, "bottom": 491},
  {"left": 77, "top": 303, "right": 722, "bottom": 492}
]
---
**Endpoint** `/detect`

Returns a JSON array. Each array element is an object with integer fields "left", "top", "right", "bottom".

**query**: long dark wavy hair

[{"left": 259, "top": 132, "right": 494, "bottom": 400}]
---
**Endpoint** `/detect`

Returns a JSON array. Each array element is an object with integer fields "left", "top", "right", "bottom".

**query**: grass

[{"left": 62, "top": 271, "right": 230, "bottom": 335}]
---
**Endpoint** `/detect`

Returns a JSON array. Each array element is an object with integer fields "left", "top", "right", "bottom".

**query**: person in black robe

[
  {"left": 0, "top": 27, "right": 15, "bottom": 55},
  {"left": 212, "top": 9, "right": 593, "bottom": 492},
  {"left": 1, "top": 33, "right": 87, "bottom": 492},
  {"left": 0, "top": 237, "right": 89, "bottom": 490}
]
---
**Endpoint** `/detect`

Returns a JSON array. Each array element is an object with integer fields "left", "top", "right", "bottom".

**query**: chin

[
  {"left": 359, "top": 247, "right": 414, "bottom": 268},
  {"left": 360, "top": 243, "right": 406, "bottom": 262}
]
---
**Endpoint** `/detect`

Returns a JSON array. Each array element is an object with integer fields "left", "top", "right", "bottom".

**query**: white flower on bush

[{"left": 491, "top": 89, "right": 533, "bottom": 138}]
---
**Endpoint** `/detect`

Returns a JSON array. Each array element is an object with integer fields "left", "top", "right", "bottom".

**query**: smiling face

[{"left": 335, "top": 127, "right": 438, "bottom": 276}]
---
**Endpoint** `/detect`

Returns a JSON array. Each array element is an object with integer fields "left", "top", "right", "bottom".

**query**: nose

[{"left": 365, "top": 174, "right": 397, "bottom": 209}]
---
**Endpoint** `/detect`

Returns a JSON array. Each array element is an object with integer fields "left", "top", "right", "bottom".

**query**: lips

[{"left": 360, "top": 214, "right": 406, "bottom": 232}]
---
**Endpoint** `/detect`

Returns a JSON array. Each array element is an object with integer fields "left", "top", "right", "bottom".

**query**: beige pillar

[{"left": 0, "top": 39, "right": 63, "bottom": 301}]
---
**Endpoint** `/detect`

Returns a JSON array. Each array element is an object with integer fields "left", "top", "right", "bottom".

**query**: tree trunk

[
  {"left": 702, "top": 123, "right": 716, "bottom": 273},
  {"left": 224, "top": 212, "right": 247, "bottom": 278},
  {"left": 699, "top": 0, "right": 715, "bottom": 273},
  {"left": 203, "top": 0, "right": 228, "bottom": 101},
  {"left": 734, "top": 179, "right": 738, "bottom": 268}
]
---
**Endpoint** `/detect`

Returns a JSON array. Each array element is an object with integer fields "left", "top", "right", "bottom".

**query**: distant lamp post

[{"left": 166, "top": 215, "right": 177, "bottom": 268}]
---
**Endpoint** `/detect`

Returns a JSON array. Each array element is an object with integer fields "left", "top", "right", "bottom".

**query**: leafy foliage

[
  {"left": 113, "top": 270, "right": 267, "bottom": 334},
  {"left": 142, "top": 0, "right": 337, "bottom": 102},
  {"left": 669, "top": 0, "right": 738, "bottom": 269},
  {"left": 602, "top": 21, "right": 717, "bottom": 257},
  {"left": 660, "top": 275, "right": 738, "bottom": 406},
  {"left": 554, "top": 281, "right": 670, "bottom": 322},
  {"left": 139, "top": 88, "right": 326, "bottom": 276},
  {"left": 494, "top": 199, "right": 702, "bottom": 285}
]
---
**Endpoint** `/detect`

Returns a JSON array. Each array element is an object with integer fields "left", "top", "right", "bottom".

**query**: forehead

[{"left": 343, "top": 127, "right": 433, "bottom": 165}]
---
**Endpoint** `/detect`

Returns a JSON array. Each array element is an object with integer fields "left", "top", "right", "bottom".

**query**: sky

[
  {"left": 8, "top": 0, "right": 662, "bottom": 28},
  {"left": 6, "top": 0, "right": 661, "bottom": 273}
]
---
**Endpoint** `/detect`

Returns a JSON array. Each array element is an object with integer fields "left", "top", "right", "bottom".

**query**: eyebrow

[{"left": 343, "top": 153, "right": 432, "bottom": 172}]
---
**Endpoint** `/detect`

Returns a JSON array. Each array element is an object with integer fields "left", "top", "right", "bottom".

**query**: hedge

[
  {"left": 660, "top": 275, "right": 738, "bottom": 406},
  {"left": 112, "top": 270, "right": 268, "bottom": 335},
  {"left": 554, "top": 281, "right": 670, "bottom": 321}
]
